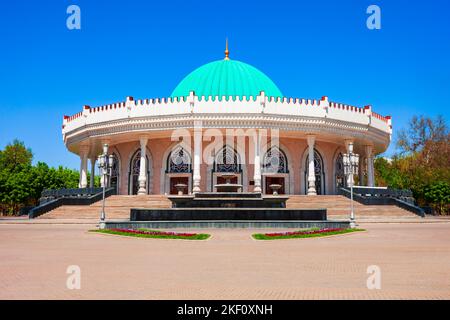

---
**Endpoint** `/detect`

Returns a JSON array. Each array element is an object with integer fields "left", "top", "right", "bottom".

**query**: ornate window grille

[
  {"left": 262, "top": 147, "right": 288, "bottom": 174},
  {"left": 167, "top": 146, "right": 191, "bottom": 173},
  {"left": 335, "top": 152, "right": 346, "bottom": 188},
  {"left": 214, "top": 145, "right": 241, "bottom": 173},
  {"left": 110, "top": 153, "right": 120, "bottom": 191},
  {"left": 130, "top": 151, "right": 141, "bottom": 195}
]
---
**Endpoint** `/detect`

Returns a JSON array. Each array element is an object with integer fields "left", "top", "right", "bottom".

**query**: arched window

[
  {"left": 129, "top": 150, "right": 149, "bottom": 195},
  {"left": 110, "top": 153, "right": 120, "bottom": 193},
  {"left": 214, "top": 145, "right": 241, "bottom": 173},
  {"left": 166, "top": 146, "right": 191, "bottom": 173},
  {"left": 335, "top": 152, "right": 346, "bottom": 190},
  {"left": 165, "top": 145, "right": 192, "bottom": 195},
  {"left": 305, "top": 149, "right": 325, "bottom": 195},
  {"left": 263, "top": 147, "right": 288, "bottom": 174}
]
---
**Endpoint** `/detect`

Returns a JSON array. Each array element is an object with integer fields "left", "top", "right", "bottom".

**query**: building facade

[{"left": 62, "top": 50, "right": 392, "bottom": 196}]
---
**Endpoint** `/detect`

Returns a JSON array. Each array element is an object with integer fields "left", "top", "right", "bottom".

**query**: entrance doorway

[
  {"left": 265, "top": 177, "right": 285, "bottom": 195},
  {"left": 169, "top": 176, "right": 189, "bottom": 195},
  {"left": 217, "top": 175, "right": 238, "bottom": 185}
]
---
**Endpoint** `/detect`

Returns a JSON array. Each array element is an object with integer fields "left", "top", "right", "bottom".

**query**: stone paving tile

[{"left": 0, "top": 223, "right": 449, "bottom": 299}]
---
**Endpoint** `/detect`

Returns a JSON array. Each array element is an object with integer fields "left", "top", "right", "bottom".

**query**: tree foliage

[
  {"left": 375, "top": 115, "right": 450, "bottom": 215},
  {"left": 0, "top": 141, "right": 80, "bottom": 215},
  {"left": 0, "top": 139, "right": 33, "bottom": 172}
]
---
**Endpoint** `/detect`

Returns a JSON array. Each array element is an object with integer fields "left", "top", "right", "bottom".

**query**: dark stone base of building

[
  {"left": 168, "top": 192, "right": 289, "bottom": 208},
  {"left": 130, "top": 208, "right": 327, "bottom": 221},
  {"left": 129, "top": 192, "right": 329, "bottom": 227},
  {"left": 106, "top": 220, "right": 349, "bottom": 230}
]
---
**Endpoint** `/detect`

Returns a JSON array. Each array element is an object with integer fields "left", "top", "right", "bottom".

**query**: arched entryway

[
  {"left": 128, "top": 149, "right": 150, "bottom": 195},
  {"left": 211, "top": 145, "right": 242, "bottom": 191},
  {"left": 304, "top": 149, "right": 325, "bottom": 195},
  {"left": 109, "top": 153, "right": 120, "bottom": 194},
  {"left": 334, "top": 152, "right": 346, "bottom": 192},
  {"left": 164, "top": 145, "right": 192, "bottom": 195},
  {"left": 262, "top": 146, "right": 289, "bottom": 195}
]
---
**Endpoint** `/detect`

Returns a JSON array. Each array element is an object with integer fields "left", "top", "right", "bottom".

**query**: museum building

[{"left": 62, "top": 46, "right": 392, "bottom": 197}]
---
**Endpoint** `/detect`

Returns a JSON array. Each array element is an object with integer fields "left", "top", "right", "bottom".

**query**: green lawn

[
  {"left": 252, "top": 228, "right": 365, "bottom": 240},
  {"left": 91, "top": 228, "right": 211, "bottom": 240}
]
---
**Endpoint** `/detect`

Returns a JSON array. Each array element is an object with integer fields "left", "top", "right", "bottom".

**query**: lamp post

[
  {"left": 97, "top": 144, "right": 114, "bottom": 229},
  {"left": 343, "top": 151, "right": 359, "bottom": 228}
]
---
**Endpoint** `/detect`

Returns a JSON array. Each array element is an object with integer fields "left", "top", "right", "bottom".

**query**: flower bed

[
  {"left": 252, "top": 228, "right": 364, "bottom": 240},
  {"left": 91, "top": 228, "right": 210, "bottom": 240}
]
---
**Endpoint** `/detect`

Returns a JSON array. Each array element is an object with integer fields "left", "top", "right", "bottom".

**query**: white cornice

[{"left": 64, "top": 113, "right": 390, "bottom": 147}]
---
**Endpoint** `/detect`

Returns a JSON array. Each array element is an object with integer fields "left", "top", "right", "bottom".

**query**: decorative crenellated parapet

[
  {"left": 62, "top": 94, "right": 392, "bottom": 142},
  {"left": 125, "top": 96, "right": 134, "bottom": 110},
  {"left": 386, "top": 116, "right": 393, "bottom": 137},
  {"left": 188, "top": 91, "right": 195, "bottom": 113},
  {"left": 259, "top": 91, "right": 267, "bottom": 113},
  {"left": 320, "top": 96, "right": 329, "bottom": 114},
  {"left": 62, "top": 115, "right": 69, "bottom": 131},
  {"left": 83, "top": 105, "right": 91, "bottom": 116}
]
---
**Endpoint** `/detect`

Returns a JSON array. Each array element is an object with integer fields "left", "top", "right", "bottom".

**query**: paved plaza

[{"left": 0, "top": 221, "right": 449, "bottom": 299}]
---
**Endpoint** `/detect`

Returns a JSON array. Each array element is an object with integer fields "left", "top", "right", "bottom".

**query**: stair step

[{"left": 37, "top": 195, "right": 416, "bottom": 219}]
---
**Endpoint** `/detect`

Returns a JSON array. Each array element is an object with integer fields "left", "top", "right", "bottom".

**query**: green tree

[
  {"left": 0, "top": 140, "right": 82, "bottom": 215},
  {"left": 1, "top": 164, "right": 34, "bottom": 215},
  {"left": 375, "top": 115, "right": 450, "bottom": 214},
  {"left": 424, "top": 182, "right": 450, "bottom": 215},
  {"left": 0, "top": 139, "right": 33, "bottom": 172},
  {"left": 397, "top": 115, "right": 448, "bottom": 155}
]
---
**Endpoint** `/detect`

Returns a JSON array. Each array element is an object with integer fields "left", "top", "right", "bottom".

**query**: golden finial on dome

[{"left": 224, "top": 38, "right": 230, "bottom": 60}]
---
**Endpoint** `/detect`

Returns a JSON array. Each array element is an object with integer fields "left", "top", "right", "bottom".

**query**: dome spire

[{"left": 224, "top": 38, "right": 230, "bottom": 60}]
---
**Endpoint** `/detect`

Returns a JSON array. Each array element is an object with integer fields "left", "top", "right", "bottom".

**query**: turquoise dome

[{"left": 170, "top": 59, "right": 283, "bottom": 99}]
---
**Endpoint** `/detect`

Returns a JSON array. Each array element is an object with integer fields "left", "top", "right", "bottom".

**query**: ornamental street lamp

[
  {"left": 97, "top": 143, "right": 114, "bottom": 229},
  {"left": 343, "top": 151, "right": 359, "bottom": 228}
]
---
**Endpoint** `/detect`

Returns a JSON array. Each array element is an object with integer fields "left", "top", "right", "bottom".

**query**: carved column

[
  {"left": 366, "top": 145, "right": 375, "bottom": 187},
  {"left": 79, "top": 145, "right": 89, "bottom": 188},
  {"left": 253, "top": 131, "right": 262, "bottom": 193},
  {"left": 358, "top": 155, "right": 365, "bottom": 186},
  {"left": 192, "top": 121, "right": 202, "bottom": 193},
  {"left": 89, "top": 158, "right": 96, "bottom": 188},
  {"left": 307, "top": 135, "right": 316, "bottom": 195},
  {"left": 138, "top": 137, "right": 148, "bottom": 195}
]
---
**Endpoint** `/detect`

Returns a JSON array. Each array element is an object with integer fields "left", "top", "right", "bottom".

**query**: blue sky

[{"left": 1, "top": 0, "right": 449, "bottom": 169}]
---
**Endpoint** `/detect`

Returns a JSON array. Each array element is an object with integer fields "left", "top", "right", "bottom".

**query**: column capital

[
  {"left": 79, "top": 144, "right": 90, "bottom": 156},
  {"left": 306, "top": 134, "right": 316, "bottom": 145},
  {"left": 100, "top": 138, "right": 111, "bottom": 145},
  {"left": 139, "top": 136, "right": 148, "bottom": 146},
  {"left": 365, "top": 145, "right": 374, "bottom": 156},
  {"left": 344, "top": 138, "right": 354, "bottom": 145}
]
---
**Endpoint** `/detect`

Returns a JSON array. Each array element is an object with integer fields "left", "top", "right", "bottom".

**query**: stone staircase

[
  {"left": 287, "top": 195, "right": 417, "bottom": 219},
  {"left": 37, "top": 195, "right": 171, "bottom": 220},
  {"left": 37, "top": 194, "right": 418, "bottom": 220}
]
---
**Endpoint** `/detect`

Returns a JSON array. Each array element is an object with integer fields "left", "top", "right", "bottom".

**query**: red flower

[
  {"left": 110, "top": 228, "right": 197, "bottom": 237},
  {"left": 265, "top": 228, "right": 344, "bottom": 237}
]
